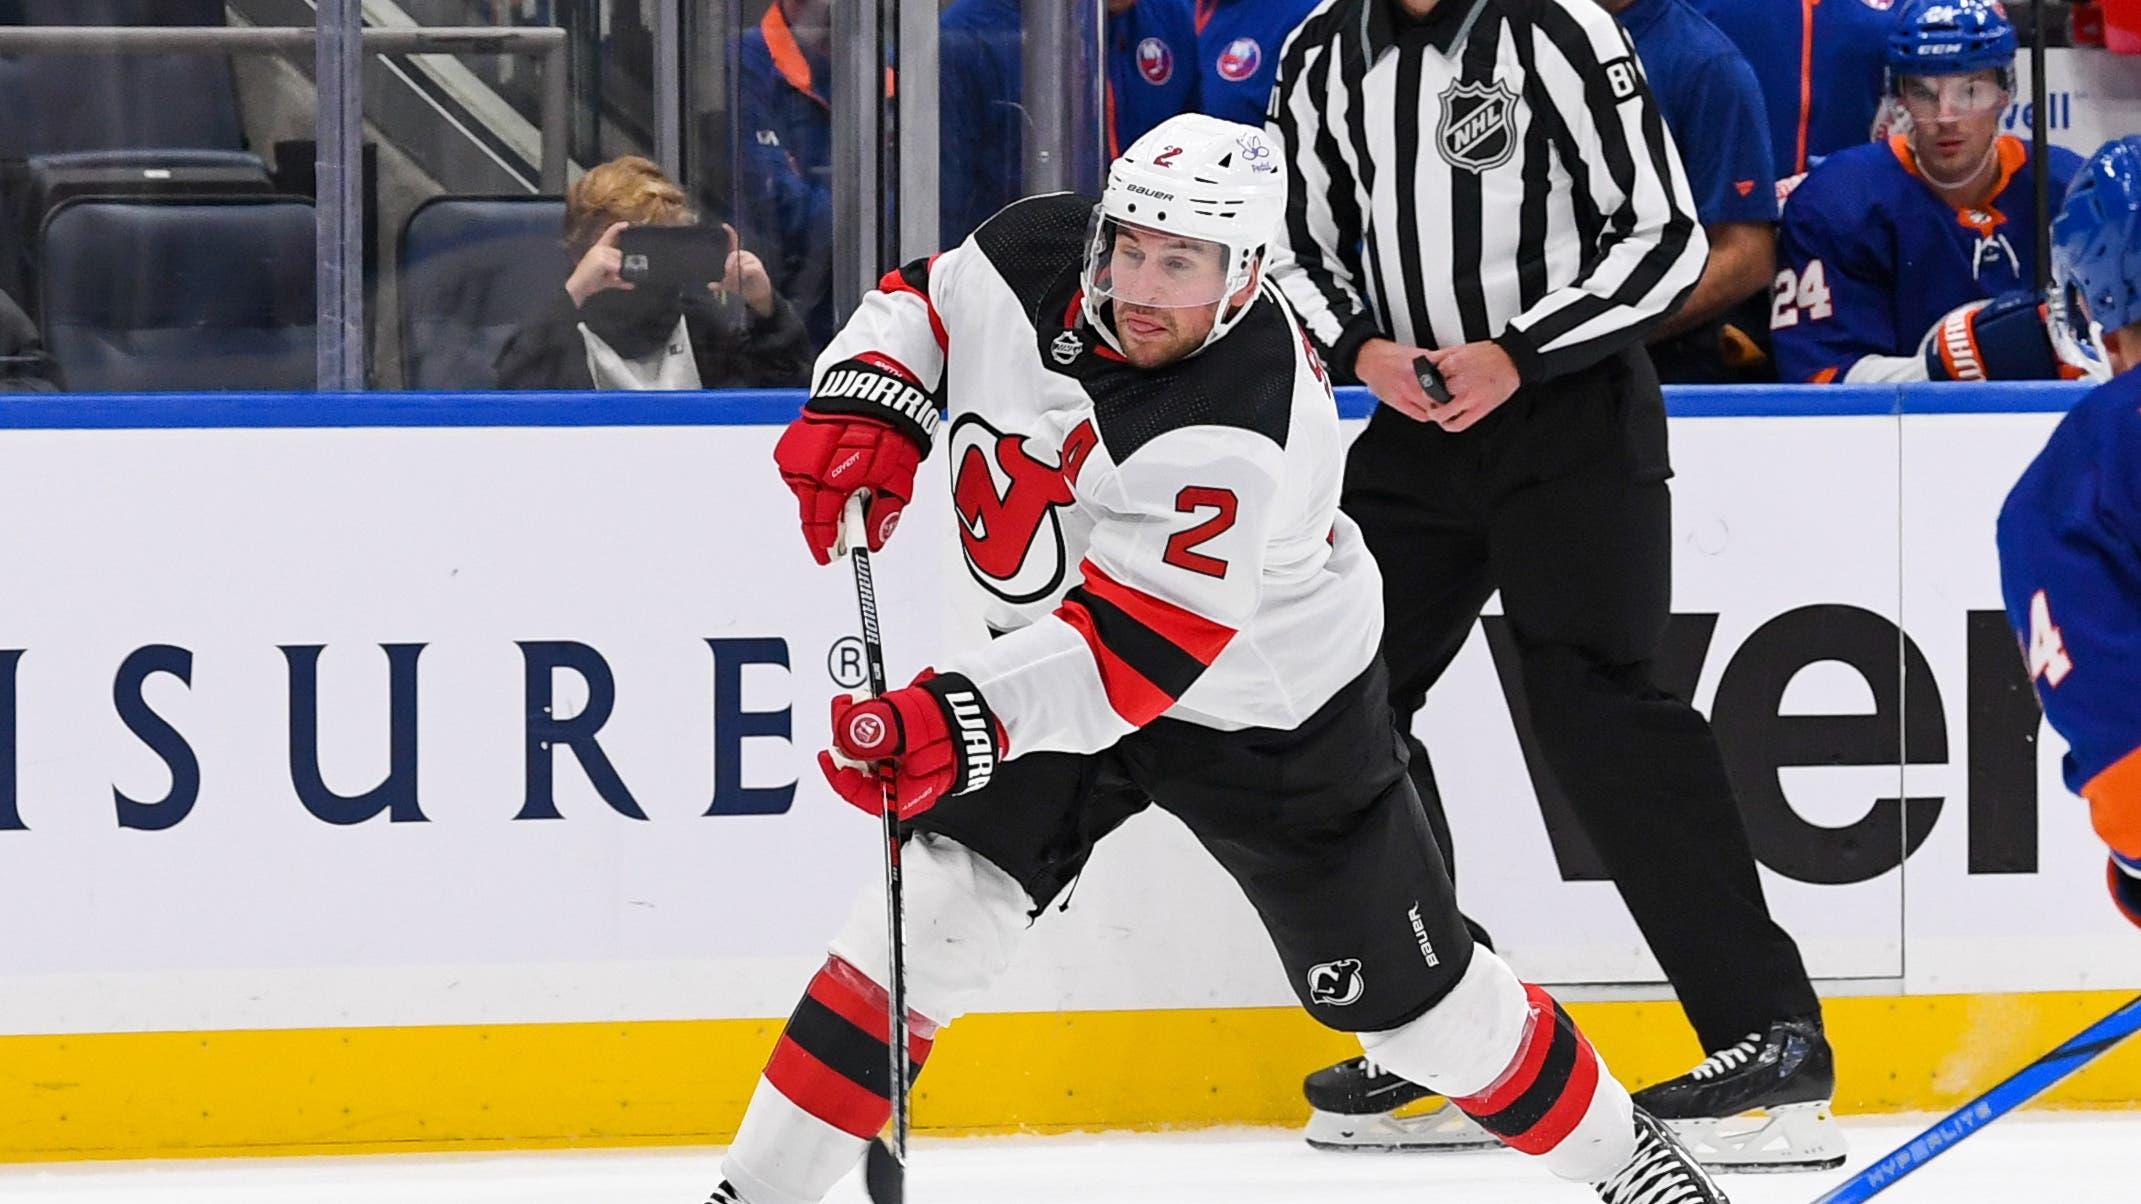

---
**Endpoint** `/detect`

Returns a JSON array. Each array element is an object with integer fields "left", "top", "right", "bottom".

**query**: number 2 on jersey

[
  {"left": 1164, "top": 487, "right": 1237, "bottom": 578},
  {"left": 2028, "top": 589, "right": 2073, "bottom": 687},
  {"left": 1770, "top": 260, "right": 1834, "bottom": 328}
]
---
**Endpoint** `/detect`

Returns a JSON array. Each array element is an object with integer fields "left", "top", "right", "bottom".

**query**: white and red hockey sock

[
  {"left": 1448, "top": 982, "right": 1631, "bottom": 1179},
  {"left": 722, "top": 956, "right": 938, "bottom": 1204},
  {"left": 1358, "top": 949, "right": 1635, "bottom": 1182}
]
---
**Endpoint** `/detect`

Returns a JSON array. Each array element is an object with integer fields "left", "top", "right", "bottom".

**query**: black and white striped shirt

[{"left": 1264, "top": 0, "right": 1706, "bottom": 384}]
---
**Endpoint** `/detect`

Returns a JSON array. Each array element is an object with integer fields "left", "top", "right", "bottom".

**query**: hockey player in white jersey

[{"left": 710, "top": 114, "right": 1730, "bottom": 1204}]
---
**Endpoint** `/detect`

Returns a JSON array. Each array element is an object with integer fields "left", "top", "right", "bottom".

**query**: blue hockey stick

[{"left": 1811, "top": 993, "right": 2141, "bottom": 1203}]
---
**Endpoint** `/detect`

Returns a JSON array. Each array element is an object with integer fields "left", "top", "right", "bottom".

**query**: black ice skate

[
  {"left": 1301, "top": 1056, "right": 1499, "bottom": 1152},
  {"left": 1630, "top": 1016, "right": 1845, "bottom": 1172},
  {"left": 1593, "top": 1108, "right": 1731, "bottom": 1204}
]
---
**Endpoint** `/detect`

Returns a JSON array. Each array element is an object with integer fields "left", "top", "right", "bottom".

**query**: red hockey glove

[
  {"left": 818, "top": 671, "right": 1005, "bottom": 821},
  {"left": 773, "top": 354, "right": 939, "bottom": 565},
  {"left": 1922, "top": 291, "right": 2078, "bottom": 381},
  {"left": 2109, "top": 852, "right": 2141, "bottom": 929}
]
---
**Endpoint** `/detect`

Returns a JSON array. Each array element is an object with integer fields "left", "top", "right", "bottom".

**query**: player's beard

[{"left": 1113, "top": 301, "right": 1215, "bottom": 368}]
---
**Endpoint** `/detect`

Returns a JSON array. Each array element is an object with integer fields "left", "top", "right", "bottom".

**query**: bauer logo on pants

[{"left": 1307, "top": 958, "right": 1365, "bottom": 1007}]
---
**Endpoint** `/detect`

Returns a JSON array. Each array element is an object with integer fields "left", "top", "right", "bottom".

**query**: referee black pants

[{"left": 1340, "top": 346, "right": 1818, "bottom": 1052}]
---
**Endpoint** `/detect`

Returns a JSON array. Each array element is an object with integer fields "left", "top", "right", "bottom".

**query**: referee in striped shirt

[{"left": 1267, "top": 0, "right": 1833, "bottom": 1158}]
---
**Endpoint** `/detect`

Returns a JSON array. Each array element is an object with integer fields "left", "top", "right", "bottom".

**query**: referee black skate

[{"left": 1264, "top": 0, "right": 1840, "bottom": 1172}]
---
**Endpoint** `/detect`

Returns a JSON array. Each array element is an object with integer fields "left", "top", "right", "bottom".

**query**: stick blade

[{"left": 863, "top": 1137, "right": 904, "bottom": 1204}]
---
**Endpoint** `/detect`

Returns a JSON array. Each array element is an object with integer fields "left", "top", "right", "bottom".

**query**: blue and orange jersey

[
  {"left": 1689, "top": 0, "right": 1893, "bottom": 179},
  {"left": 737, "top": 0, "right": 841, "bottom": 344},
  {"left": 939, "top": 0, "right": 1198, "bottom": 246},
  {"left": 1618, "top": 0, "right": 1776, "bottom": 228},
  {"left": 1997, "top": 368, "right": 2141, "bottom": 858},
  {"left": 1192, "top": 0, "right": 1320, "bottom": 128},
  {"left": 1772, "top": 134, "right": 2082, "bottom": 383}
]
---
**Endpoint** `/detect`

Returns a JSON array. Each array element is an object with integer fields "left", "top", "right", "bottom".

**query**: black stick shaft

[{"left": 845, "top": 497, "right": 909, "bottom": 1199}]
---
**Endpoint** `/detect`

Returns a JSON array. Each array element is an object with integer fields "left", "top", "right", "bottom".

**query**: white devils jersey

[{"left": 812, "top": 194, "right": 1383, "bottom": 757}]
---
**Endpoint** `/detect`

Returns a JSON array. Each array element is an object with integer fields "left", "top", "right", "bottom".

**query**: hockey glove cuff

[
  {"left": 774, "top": 360, "right": 934, "bottom": 565},
  {"left": 820, "top": 671, "right": 1006, "bottom": 821},
  {"left": 1922, "top": 291, "right": 2069, "bottom": 382}
]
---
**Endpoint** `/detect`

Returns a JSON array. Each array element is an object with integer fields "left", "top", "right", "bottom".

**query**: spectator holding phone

[{"left": 495, "top": 155, "right": 812, "bottom": 391}]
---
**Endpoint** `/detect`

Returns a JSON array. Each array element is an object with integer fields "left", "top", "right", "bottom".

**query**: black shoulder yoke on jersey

[{"left": 973, "top": 194, "right": 1296, "bottom": 462}]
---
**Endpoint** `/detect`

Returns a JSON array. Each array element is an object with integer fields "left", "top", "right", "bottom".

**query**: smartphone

[{"left": 616, "top": 225, "right": 727, "bottom": 290}]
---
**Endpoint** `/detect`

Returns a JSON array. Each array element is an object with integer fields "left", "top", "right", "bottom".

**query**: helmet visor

[
  {"left": 1895, "top": 74, "right": 2007, "bottom": 120},
  {"left": 1082, "top": 208, "right": 1238, "bottom": 310}
]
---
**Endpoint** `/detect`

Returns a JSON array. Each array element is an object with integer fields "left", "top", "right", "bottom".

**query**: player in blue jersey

[
  {"left": 1997, "top": 135, "right": 2141, "bottom": 928},
  {"left": 1689, "top": 0, "right": 1891, "bottom": 181},
  {"left": 939, "top": 0, "right": 1199, "bottom": 246},
  {"left": 1193, "top": 0, "right": 1319, "bottom": 127},
  {"left": 1770, "top": 0, "right": 2083, "bottom": 385}
]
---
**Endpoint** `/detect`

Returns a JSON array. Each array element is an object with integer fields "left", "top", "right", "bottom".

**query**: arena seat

[
  {"left": 39, "top": 196, "right": 316, "bottom": 392},
  {"left": 398, "top": 195, "right": 568, "bottom": 390}
]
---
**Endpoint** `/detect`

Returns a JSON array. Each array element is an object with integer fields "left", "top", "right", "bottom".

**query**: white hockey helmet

[{"left": 1079, "top": 112, "right": 1288, "bottom": 357}]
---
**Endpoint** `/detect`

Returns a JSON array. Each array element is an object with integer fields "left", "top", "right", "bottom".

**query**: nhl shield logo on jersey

[
  {"left": 1215, "top": 36, "right": 1261, "bottom": 82},
  {"left": 1136, "top": 36, "right": 1173, "bottom": 85},
  {"left": 1436, "top": 79, "right": 1519, "bottom": 173},
  {"left": 1306, "top": 958, "right": 1365, "bottom": 1007},
  {"left": 1051, "top": 329, "right": 1084, "bottom": 364},
  {"left": 950, "top": 413, "right": 1077, "bottom": 604}
]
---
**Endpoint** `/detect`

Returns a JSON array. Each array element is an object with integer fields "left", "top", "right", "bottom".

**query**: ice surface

[{"left": 0, "top": 1114, "right": 2125, "bottom": 1202}]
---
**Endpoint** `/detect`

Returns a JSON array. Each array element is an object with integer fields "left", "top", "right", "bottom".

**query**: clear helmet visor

[
  {"left": 2049, "top": 279, "right": 2115, "bottom": 382},
  {"left": 1081, "top": 208, "right": 1241, "bottom": 310},
  {"left": 1896, "top": 73, "right": 2007, "bottom": 120}
]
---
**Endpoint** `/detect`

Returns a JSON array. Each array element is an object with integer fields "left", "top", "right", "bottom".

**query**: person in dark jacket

[
  {"left": 0, "top": 286, "right": 57, "bottom": 392},
  {"left": 495, "top": 155, "right": 812, "bottom": 391}
]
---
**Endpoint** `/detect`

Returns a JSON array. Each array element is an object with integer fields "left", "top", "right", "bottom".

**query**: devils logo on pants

[{"left": 950, "top": 413, "right": 1080, "bottom": 604}]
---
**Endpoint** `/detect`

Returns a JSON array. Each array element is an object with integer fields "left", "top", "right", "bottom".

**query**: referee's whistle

[{"left": 1412, "top": 354, "right": 1453, "bottom": 404}]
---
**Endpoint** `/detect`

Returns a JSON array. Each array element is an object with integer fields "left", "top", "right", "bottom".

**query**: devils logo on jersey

[
  {"left": 1216, "top": 37, "right": 1261, "bottom": 82},
  {"left": 1136, "top": 36, "right": 1174, "bottom": 85},
  {"left": 950, "top": 413, "right": 1078, "bottom": 604}
]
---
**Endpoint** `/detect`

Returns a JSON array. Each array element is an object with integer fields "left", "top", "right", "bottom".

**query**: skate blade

[
  {"left": 1664, "top": 1101, "right": 1848, "bottom": 1173},
  {"left": 1304, "top": 1101, "right": 1502, "bottom": 1153}
]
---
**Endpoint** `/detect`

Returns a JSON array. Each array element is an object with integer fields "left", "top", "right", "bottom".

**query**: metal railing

[{"left": 0, "top": 24, "right": 568, "bottom": 191}]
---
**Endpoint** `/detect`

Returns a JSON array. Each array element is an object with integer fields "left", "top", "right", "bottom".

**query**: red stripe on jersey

[
  {"left": 1503, "top": 1032, "right": 1600, "bottom": 1155},
  {"left": 1078, "top": 559, "right": 1236, "bottom": 666},
  {"left": 811, "top": 956, "right": 940, "bottom": 1063},
  {"left": 763, "top": 1035, "right": 890, "bottom": 1139},
  {"left": 2089, "top": 747, "right": 2141, "bottom": 859},
  {"left": 877, "top": 263, "right": 949, "bottom": 352},
  {"left": 1059, "top": 597, "right": 1179, "bottom": 726}
]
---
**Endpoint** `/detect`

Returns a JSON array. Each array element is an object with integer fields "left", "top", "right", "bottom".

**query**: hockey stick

[
  {"left": 1810, "top": 992, "right": 2141, "bottom": 1203},
  {"left": 837, "top": 493, "right": 911, "bottom": 1204}
]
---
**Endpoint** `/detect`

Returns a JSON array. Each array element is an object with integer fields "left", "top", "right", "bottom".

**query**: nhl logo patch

[
  {"left": 1436, "top": 79, "right": 1519, "bottom": 173},
  {"left": 1051, "top": 330, "right": 1084, "bottom": 364},
  {"left": 1136, "top": 36, "right": 1173, "bottom": 85}
]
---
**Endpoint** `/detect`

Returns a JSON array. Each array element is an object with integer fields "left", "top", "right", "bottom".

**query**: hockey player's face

[
  {"left": 1106, "top": 225, "right": 1231, "bottom": 366},
  {"left": 1901, "top": 70, "right": 2007, "bottom": 180}
]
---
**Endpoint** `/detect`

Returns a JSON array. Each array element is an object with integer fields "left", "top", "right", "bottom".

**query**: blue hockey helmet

[
  {"left": 1887, "top": 0, "right": 2017, "bottom": 88},
  {"left": 2049, "top": 136, "right": 2141, "bottom": 380}
]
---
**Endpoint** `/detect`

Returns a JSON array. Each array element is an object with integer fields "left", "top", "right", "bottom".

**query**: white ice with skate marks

[{"left": 0, "top": 1114, "right": 2130, "bottom": 1203}]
